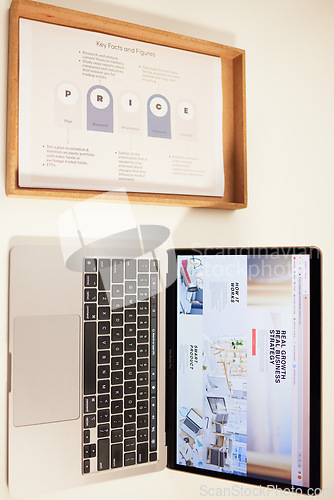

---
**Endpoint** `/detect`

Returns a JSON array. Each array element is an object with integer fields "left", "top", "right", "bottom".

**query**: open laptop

[{"left": 8, "top": 245, "right": 321, "bottom": 497}]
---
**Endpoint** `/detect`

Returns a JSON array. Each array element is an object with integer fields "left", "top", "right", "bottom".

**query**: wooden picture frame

[{"left": 6, "top": 0, "right": 247, "bottom": 209}]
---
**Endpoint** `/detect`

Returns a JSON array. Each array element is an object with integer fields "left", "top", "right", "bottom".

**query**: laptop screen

[{"left": 169, "top": 248, "right": 321, "bottom": 493}]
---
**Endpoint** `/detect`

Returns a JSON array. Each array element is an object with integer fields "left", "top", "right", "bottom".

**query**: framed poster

[{"left": 7, "top": 0, "right": 247, "bottom": 208}]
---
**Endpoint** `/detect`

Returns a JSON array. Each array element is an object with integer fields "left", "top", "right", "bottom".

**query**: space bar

[{"left": 84, "top": 322, "right": 96, "bottom": 395}]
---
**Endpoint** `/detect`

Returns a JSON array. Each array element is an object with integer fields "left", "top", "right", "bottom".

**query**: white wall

[{"left": 0, "top": 0, "right": 333, "bottom": 498}]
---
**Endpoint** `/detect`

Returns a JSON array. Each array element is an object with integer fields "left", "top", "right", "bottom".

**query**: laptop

[{"left": 8, "top": 245, "right": 321, "bottom": 497}]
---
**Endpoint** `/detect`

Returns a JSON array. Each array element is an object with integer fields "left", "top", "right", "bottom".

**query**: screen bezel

[{"left": 165, "top": 247, "right": 321, "bottom": 494}]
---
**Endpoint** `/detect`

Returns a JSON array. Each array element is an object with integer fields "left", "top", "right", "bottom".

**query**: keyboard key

[
  {"left": 111, "top": 342, "right": 123, "bottom": 356},
  {"left": 112, "top": 328, "right": 123, "bottom": 341},
  {"left": 125, "top": 324, "right": 136, "bottom": 337},
  {"left": 84, "top": 414, "right": 96, "bottom": 428},
  {"left": 137, "top": 316, "right": 148, "bottom": 329},
  {"left": 137, "top": 372, "right": 148, "bottom": 385},
  {"left": 98, "top": 394, "right": 110, "bottom": 408},
  {"left": 124, "top": 437, "right": 136, "bottom": 452},
  {"left": 84, "top": 429, "right": 90, "bottom": 443},
  {"left": 138, "top": 330, "right": 148, "bottom": 343},
  {"left": 111, "top": 443, "right": 123, "bottom": 468},
  {"left": 112, "top": 284, "right": 123, "bottom": 297},
  {"left": 111, "top": 371, "right": 123, "bottom": 385},
  {"left": 137, "top": 442, "right": 148, "bottom": 463},
  {"left": 111, "top": 415, "right": 123, "bottom": 428},
  {"left": 112, "top": 313, "right": 123, "bottom": 327},
  {"left": 137, "top": 414, "right": 148, "bottom": 428},
  {"left": 85, "top": 288, "right": 97, "bottom": 302},
  {"left": 98, "top": 380, "right": 110, "bottom": 394},
  {"left": 111, "top": 356, "right": 123, "bottom": 370},
  {"left": 85, "top": 258, "right": 97, "bottom": 272},
  {"left": 84, "top": 323, "right": 96, "bottom": 395},
  {"left": 124, "top": 452, "right": 136, "bottom": 466},
  {"left": 137, "top": 400, "right": 148, "bottom": 414},
  {"left": 137, "top": 428, "right": 148, "bottom": 442},
  {"left": 98, "top": 291, "right": 110, "bottom": 305},
  {"left": 138, "top": 260, "right": 149, "bottom": 272},
  {"left": 125, "top": 295, "right": 136, "bottom": 308},
  {"left": 98, "top": 321, "right": 110, "bottom": 334},
  {"left": 112, "top": 298, "right": 123, "bottom": 311},
  {"left": 84, "top": 396, "right": 96, "bottom": 414},
  {"left": 138, "top": 274, "right": 149, "bottom": 287},
  {"left": 124, "top": 424, "right": 135, "bottom": 438},
  {"left": 112, "top": 259, "right": 124, "bottom": 284},
  {"left": 111, "top": 385, "right": 123, "bottom": 399},
  {"left": 97, "top": 438, "right": 109, "bottom": 470},
  {"left": 98, "top": 259, "right": 111, "bottom": 290},
  {"left": 125, "top": 310, "right": 136, "bottom": 322},
  {"left": 125, "top": 259, "right": 136, "bottom": 279},
  {"left": 150, "top": 452, "right": 158, "bottom": 462},
  {"left": 98, "top": 336, "right": 110, "bottom": 349},
  {"left": 111, "top": 400, "right": 123, "bottom": 414},
  {"left": 98, "top": 409, "right": 110, "bottom": 423},
  {"left": 124, "top": 409, "right": 136, "bottom": 423},
  {"left": 124, "top": 381, "right": 136, "bottom": 394},
  {"left": 98, "top": 424, "right": 110, "bottom": 438},
  {"left": 84, "top": 303, "right": 97, "bottom": 321},
  {"left": 125, "top": 338, "right": 136, "bottom": 351},
  {"left": 137, "top": 387, "right": 149, "bottom": 400},
  {"left": 138, "top": 288, "right": 149, "bottom": 300},
  {"left": 137, "top": 344, "right": 148, "bottom": 357},
  {"left": 83, "top": 459, "right": 90, "bottom": 473},
  {"left": 98, "top": 307, "right": 110, "bottom": 320},
  {"left": 85, "top": 273, "right": 97, "bottom": 287},
  {"left": 125, "top": 281, "right": 136, "bottom": 294},
  {"left": 124, "top": 395, "right": 136, "bottom": 408},
  {"left": 125, "top": 366, "right": 136, "bottom": 380},
  {"left": 138, "top": 302, "right": 148, "bottom": 314},
  {"left": 137, "top": 359, "right": 149, "bottom": 371},
  {"left": 125, "top": 352, "right": 136, "bottom": 365},
  {"left": 98, "top": 365, "right": 110, "bottom": 379},
  {"left": 98, "top": 350, "right": 110, "bottom": 364},
  {"left": 111, "top": 429, "right": 123, "bottom": 443}
]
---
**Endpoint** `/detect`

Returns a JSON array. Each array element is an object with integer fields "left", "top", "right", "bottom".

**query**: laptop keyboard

[{"left": 82, "top": 258, "right": 158, "bottom": 473}]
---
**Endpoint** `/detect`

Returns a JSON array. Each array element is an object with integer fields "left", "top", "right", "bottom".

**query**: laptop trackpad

[{"left": 13, "top": 315, "right": 80, "bottom": 427}]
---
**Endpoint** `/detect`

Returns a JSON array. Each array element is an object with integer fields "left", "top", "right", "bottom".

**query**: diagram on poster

[{"left": 19, "top": 19, "right": 224, "bottom": 196}]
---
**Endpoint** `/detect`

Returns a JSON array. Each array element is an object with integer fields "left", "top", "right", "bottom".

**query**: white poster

[{"left": 19, "top": 19, "right": 224, "bottom": 196}]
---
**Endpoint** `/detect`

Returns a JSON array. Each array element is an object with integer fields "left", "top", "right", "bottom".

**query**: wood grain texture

[{"left": 6, "top": 0, "right": 247, "bottom": 209}]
